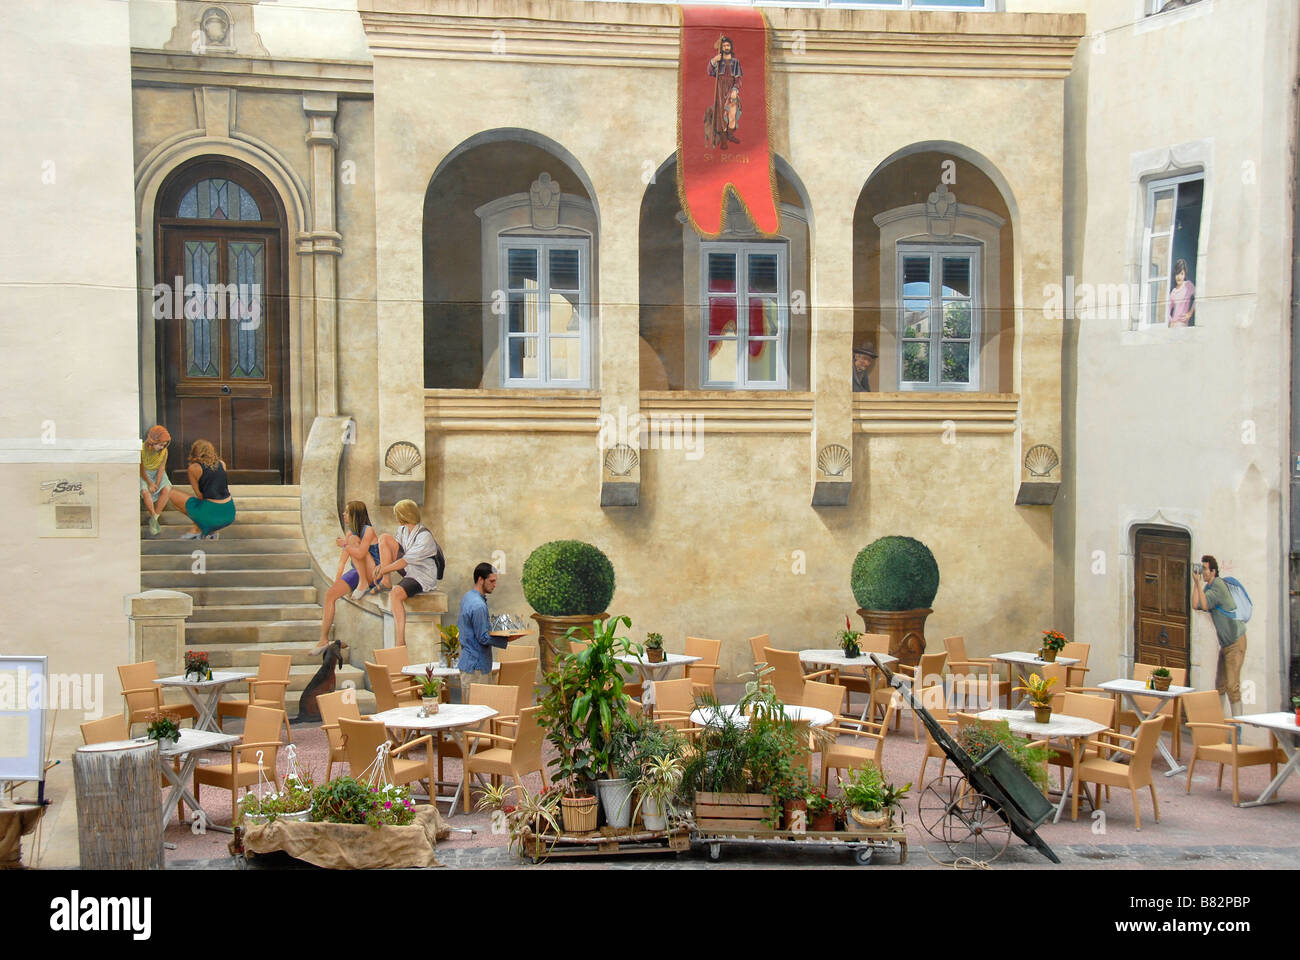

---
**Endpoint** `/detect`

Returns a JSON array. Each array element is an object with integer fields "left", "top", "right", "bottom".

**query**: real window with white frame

[
  {"left": 897, "top": 243, "right": 981, "bottom": 391},
  {"left": 500, "top": 237, "right": 591, "bottom": 387},
  {"left": 1141, "top": 173, "right": 1203, "bottom": 327},
  {"left": 701, "top": 242, "right": 789, "bottom": 389}
]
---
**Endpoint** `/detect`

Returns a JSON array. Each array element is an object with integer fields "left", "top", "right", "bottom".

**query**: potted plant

[
  {"left": 851, "top": 536, "right": 940, "bottom": 666},
  {"left": 145, "top": 713, "right": 181, "bottom": 748},
  {"left": 1040, "top": 629, "right": 1067, "bottom": 662},
  {"left": 184, "top": 650, "right": 212, "bottom": 682},
  {"left": 438, "top": 624, "right": 461, "bottom": 668},
  {"left": 536, "top": 614, "right": 640, "bottom": 832},
  {"left": 806, "top": 791, "right": 836, "bottom": 832},
  {"left": 645, "top": 632, "right": 665, "bottom": 663},
  {"left": 476, "top": 782, "right": 562, "bottom": 861},
  {"left": 836, "top": 614, "right": 862, "bottom": 659},
  {"left": 839, "top": 762, "right": 909, "bottom": 831},
  {"left": 1151, "top": 666, "right": 1172, "bottom": 692},
  {"left": 309, "top": 776, "right": 417, "bottom": 829},
  {"left": 522, "top": 540, "right": 616, "bottom": 670},
  {"left": 632, "top": 753, "right": 684, "bottom": 832},
  {"left": 418, "top": 667, "right": 443, "bottom": 714},
  {"left": 240, "top": 766, "right": 314, "bottom": 825},
  {"left": 1015, "top": 672, "right": 1058, "bottom": 723}
]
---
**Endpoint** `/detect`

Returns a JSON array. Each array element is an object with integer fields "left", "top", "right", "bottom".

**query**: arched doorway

[{"left": 155, "top": 157, "right": 288, "bottom": 484}]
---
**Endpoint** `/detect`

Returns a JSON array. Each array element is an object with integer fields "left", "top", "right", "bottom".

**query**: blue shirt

[{"left": 456, "top": 589, "right": 494, "bottom": 673}]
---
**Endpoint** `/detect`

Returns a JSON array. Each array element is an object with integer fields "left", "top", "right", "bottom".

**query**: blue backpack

[{"left": 1214, "top": 576, "right": 1252, "bottom": 623}]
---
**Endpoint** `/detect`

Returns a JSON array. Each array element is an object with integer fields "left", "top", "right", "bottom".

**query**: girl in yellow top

[{"left": 140, "top": 425, "right": 172, "bottom": 536}]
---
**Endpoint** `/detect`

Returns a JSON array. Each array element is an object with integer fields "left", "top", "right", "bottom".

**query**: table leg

[
  {"left": 639, "top": 666, "right": 657, "bottom": 709},
  {"left": 187, "top": 685, "right": 224, "bottom": 733},
  {"left": 1238, "top": 737, "right": 1300, "bottom": 808},
  {"left": 444, "top": 731, "right": 480, "bottom": 816},
  {"left": 159, "top": 753, "right": 210, "bottom": 836},
  {"left": 1124, "top": 695, "right": 1185, "bottom": 776}
]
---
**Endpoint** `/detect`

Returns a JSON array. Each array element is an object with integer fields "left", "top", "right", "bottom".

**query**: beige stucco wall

[
  {"left": 1059, "top": 0, "right": 1298, "bottom": 712},
  {"left": 0, "top": 0, "right": 141, "bottom": 868}
]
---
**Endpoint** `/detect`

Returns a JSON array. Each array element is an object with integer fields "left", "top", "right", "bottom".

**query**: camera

[{"left": 1192, "top": 562, "right": 1203, "bottom": 574}]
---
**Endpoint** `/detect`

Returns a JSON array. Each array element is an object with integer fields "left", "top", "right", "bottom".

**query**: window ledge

[
  {"left": 425, "top": 389, "right": 601, "bottom": 433},
  {"left": 854, "top": 392, "right": 1018, "bottom": 433},
  {"left": 641, "top": 391, "right": 815, "bottom": 433}
]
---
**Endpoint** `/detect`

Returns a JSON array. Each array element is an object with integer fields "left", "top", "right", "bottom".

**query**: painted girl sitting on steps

[
  {"left": 312, "top": 499, "right": 379, "bottom": 654},
  {"left": 164, "top": 439, "right": 236, "bottom": 540}
]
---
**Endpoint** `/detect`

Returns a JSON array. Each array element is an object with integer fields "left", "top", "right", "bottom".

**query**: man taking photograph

[{"left": 1191, "top": 554, "right": 1247, "bottom": 716}]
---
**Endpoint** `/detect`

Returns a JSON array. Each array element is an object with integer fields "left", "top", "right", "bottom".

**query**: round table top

[
  {"left": 976, "top": 708, "right": 1108, "bottom": 739},
  {"left": 690, "top": 703, "right": 834, "bottom": 729},
  {"left": 799, "top": 649, "right": 898, "bottom": 669},
  {"left": 369, "top": 703, "right": 498, "bottom": 732},
  {"left": 616, "top": 652, "right": 701, "bottom": 670},
  {"left": 401, "top": 662, "right": 501, "bottom": 678}
]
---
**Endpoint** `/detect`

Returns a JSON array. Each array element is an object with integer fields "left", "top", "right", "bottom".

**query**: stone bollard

[
  {"left": 125, "top": 590, "right": 193, "bottom": 708},
  {"left": 382, "top": 590, "right": 449, "bottom": 665}
]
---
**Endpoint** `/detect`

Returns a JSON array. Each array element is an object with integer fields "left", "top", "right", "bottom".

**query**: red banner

[{"left": 677, "top": 6, "right": 779, "bottom": 238}]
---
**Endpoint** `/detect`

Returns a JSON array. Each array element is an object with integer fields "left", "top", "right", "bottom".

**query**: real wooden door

[
  {"left": 1134, "top": 529, "right": 1191, "bottom": 674},
  {"left": 156, "top": 163, "right": 287, "bottom": 485}
]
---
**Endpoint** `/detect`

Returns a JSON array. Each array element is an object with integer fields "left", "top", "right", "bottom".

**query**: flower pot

[
  {"left": 1295, "top": 709, "right": 1300, "bottom": 726},
  {"left": 846, "top": 806, "right": 890, "bottom": 832},
  {"left": 1034, "top": 705, "right": 1052, "bottom": 723},
  {"left": 856, "top": 607, "right": 932, "bottom": 667},
  {"left": 421, "top": 697, "right": 440, "bottom": 715},
  {"left": 640, "top": 794, "right": 668, "bottom": 832},
  {"left": 596, "top": 778, "right": 636, "bottom": 829},
  {"left": 782, "top": 798, "right": 808, "bottom": 831},
  {"left": 647, "top": 647, "right": 665, "bottom": 663},
  {"left": 1040, "top": 647, "right": 1057, "bottom": 663},
  {"left": 843, "top": 646, "right": 861, "bottom": 659},
  {"left": 150, "top": 735, "right": 179, "bottom": 749},
  {"left": 809, "top": 810, "right": 836, "bottom": 832},
  {"left": 1152, "top": 675, "right": 1171, "bottom": 692},
  {"left": 560, "top": 794, "right": 598, "bottom": 833},
  {"left": 281, "top": 808, "right": 311, "bottom": 822},
  {"left": 531, "top": 612, "right": 605, "bottom": 672}
]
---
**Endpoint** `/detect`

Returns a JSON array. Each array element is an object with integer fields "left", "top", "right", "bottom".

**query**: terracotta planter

[
  {"left": 856, "top": 608, "right": 932, "bottom": 667},
  {"left": 531, "top": 613, "right": 605, "bottom": 672},
  {"left": 647, "top": 647, "right": 665, "bottom": 663},
  {"left": 782, "top": 798, "right": 807, "bottom": 831},
  {"left": 1034, "top": 705, "right": 1052, "bottom": 723},
  {"left": 809, "top": 810, "right": 836, "bottom": 832},
  {"left": 560, "top": 794, "right": 599, "bottom": 834},
  {"left": 1152, "top": 675, "right": 1171, "bottom": 692},
  {"left": 1040, "top": 647, "right": 1058, "bottom": 662}
]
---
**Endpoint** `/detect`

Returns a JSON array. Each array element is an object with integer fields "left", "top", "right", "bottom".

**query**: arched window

[{"left": 175, "top": 178, "right": 263, "bottom": 221}]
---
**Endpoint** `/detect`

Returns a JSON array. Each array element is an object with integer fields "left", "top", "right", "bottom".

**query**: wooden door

[
  {"left": 156, "top": 163, "right": 286, "bottom": 485},
  {"left": 1134, "top": 530, "right": 1191, "bottom": 674}
]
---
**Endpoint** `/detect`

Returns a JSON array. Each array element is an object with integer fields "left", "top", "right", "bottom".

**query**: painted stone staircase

[{"left": 140, "top": 484, "right": 374, "bottom": 713}]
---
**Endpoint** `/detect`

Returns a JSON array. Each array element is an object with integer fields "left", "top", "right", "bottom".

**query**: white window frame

[
  {"left": 1139, "top": 171, "right": 1203, "bottom": 329},
  {"left": 896, "top": 242, "right": 982, "bottom": 392},
  {"left": 498, "top": 236, "right": 591, "bottom": 388},
  {"left": 699, "top": 241, "right": 790, "bottom": 390}
]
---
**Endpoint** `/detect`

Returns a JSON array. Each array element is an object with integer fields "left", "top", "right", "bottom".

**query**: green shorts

[{"left": 186, "top": 498, "right": 235, "bottom": 535}]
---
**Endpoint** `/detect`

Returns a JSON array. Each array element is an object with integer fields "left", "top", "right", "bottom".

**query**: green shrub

[
  {"left": 955, "top": 721, "right": 1050, "bottom": 789},
  {"left": 522, "top": 540, "right": 616, "bottom": 616},
  {"left": 850, "top": 536, "right": 939, "bottom": 610}
]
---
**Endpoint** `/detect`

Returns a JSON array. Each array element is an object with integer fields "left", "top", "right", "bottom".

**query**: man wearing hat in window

[{"left": 852, "top": 342, "right": 877, "bottom": 392}]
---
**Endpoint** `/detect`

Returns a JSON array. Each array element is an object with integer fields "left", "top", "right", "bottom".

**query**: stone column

[
  {"left": 124, "top": 590, "right": 193, "bottom": 706},
  {"left": 382, "top": 591, "right": 449, "bottom": 667},
  {"left": 302, "top": 93, "right": 343, "bottom": 419}
]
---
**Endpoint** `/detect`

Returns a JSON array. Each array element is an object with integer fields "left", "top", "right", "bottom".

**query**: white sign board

[
  {"left": 0, "top": 656, "right": 47, "bottom": 782},
  {"left": 39, "top": 473, "right": 98, "bottom": 538}
]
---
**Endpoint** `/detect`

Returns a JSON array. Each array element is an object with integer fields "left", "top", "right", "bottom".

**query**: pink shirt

[{"left": 1168, "top": 280, "right": 1195, "bottom": 326}]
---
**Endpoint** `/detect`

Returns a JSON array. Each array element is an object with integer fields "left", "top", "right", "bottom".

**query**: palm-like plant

[{"left": 476, "top": 783, "right": 562, "bottom": 861}]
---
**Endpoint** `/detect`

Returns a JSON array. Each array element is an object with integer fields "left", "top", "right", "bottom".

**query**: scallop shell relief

[
  {"left": 603, "top": 443, "right": 639, "bottom": 478},
  {"left": 817, "top": 443, "right": 852, "bottom": 477},
  {"left": 384, "top": 441, "right": 422, "bottom": 476},
  {"left": 1024, "top": 444, "right": 1060, "bottom": 478}
]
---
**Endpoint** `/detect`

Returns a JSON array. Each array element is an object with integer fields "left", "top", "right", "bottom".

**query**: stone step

[
  {"left": 142, "top": 496, "right": 302, "bottom": 514},
  {"left": 203, "top": 641, "right": 356, "bottom": 668},
  {"left": 189, "top": 603, "right": 323, "bottom": 623},
  {"left": 151, "top": 524, "right": 306, "bottom": 541},
  {"left": 177, "top": 585, "right": 319, "bottom": 605},
  {"left": 205, "top": 663, "right": 367, "bottom": 694},
  {"left": 142, "top": 538, "right": 311, "bottom": 556},
  {"left": 186, "top": 619, "right": 324, "bottom": 645},
  {"left": 171, "top": 484, "right": 301, "bottom": 497},
  {"left": 144, "top": 509, "right": 301, "bottom": 526},
  {"left": 141, "top": 553, "right": 312, "bottom": 571},
  {"left": 142, "top": 569, "right": 314, "bottom": 589},
  {"left": 217, "top": 687, "right": 377, "bottom": 716}
]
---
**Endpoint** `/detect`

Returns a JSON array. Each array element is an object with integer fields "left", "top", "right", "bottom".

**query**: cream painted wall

[
  {"left": 0, "top": 0, "right": 141, "bottom": 867},
  {"left": 1060, "top": 0, "right": 1297, "bottom": 714}
]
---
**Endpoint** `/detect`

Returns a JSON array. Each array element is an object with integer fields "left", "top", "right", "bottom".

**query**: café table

[
  {"left": 977, "top": 708, "right": 1109, "bottom": 824},
  {"left": 1096, "top": 678, "right": 1193, "bottom": 777},
  {"left": 800, "top": 649, "right": 899, "bottom": 722},
  {"left": 1231, "top": 712, "right": 1300, "bottom": 808},
  {"left": 991, "top": 652, "right": 1081, "bottom": 708},
  {"left": 400, "top": 662, "right": 501, "bottom": 680},
  {"left": 614, "top": 652, "right": 701, "bottom": 708},
  {"left": 148, "top": 728, "right": 241, "bottom": 834},
  {"left": 689, "top": 703, "right": 834, "bottom": 730},
  {"left": 369, "top": 703, "right": 498, "bottom": 815},
  {"left": 154, "top": 671, "right": 253, "bottom": 733}
]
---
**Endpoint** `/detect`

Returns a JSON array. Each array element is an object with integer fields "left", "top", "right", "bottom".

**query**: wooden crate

[
  {"left": 520, "top": 825, "right": 690, "bottom": 861},
  {"left": 693, "top": 792, "right": 778, "bottom": 832}
]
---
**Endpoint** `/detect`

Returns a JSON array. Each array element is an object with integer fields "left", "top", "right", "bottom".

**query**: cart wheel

[
  {"left": 918, "top": 775, "right": 1011, "bottom": 864},
  {"left": 853, "top": 846, "right": 873, "bottom": 865},
  {"left": 708, "top": 843, "right": 722, "bottom": 862}
]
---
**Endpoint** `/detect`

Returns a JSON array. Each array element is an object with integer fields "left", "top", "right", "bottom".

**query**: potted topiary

[
  {"left": 522, "top": 540, "right": 616, "bottom": 671},
  {"left": 851, "top": 536, "right": 940, "bottom": 666},
  {"left": 1040, "top": 629, "right": 1067, "bottom": 663},
  {"left": 1151, "top": 666, "right": 1172, "bottom": 692},
  {"left": 1015, "top": 672, "right": 1057, "bottom": 723},
  {"left": 645, "top": 632, "right": 665, "bottom": 663}
]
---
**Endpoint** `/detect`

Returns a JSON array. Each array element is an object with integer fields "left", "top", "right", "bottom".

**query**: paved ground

[{"left": 154, "top": 686, "right": 1300, "bottom": 872}]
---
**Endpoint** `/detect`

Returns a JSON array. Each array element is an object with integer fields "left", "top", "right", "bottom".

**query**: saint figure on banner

[{"left": 705, "top": 35, "right": 742, "bottom": 150}]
